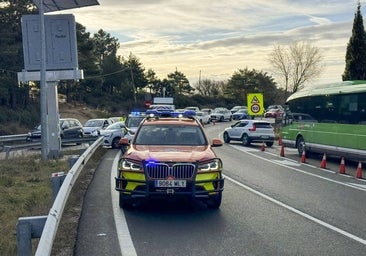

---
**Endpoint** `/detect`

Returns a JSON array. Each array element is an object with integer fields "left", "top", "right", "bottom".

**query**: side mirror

[{"left": 211, "top": 138, "right": 223, "bottom": 147}]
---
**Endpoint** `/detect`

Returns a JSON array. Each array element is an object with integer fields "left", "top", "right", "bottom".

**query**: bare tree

[
  {"left": 268, "top": 41, "right": 323, "bottom": 97},
  {"left": 195, "top": 79, "right": 225, "bottom": 97}
]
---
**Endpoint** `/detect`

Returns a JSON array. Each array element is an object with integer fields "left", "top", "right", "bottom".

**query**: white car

[
  {"left": 99, "top": 121, "right": 126, "bottom": 148},
  {"left": 223, "top": 119, "right": 275, "bottom": 147},
  {"left": 196, "top": 111, "right": 210, "bottom": 124},
  {"left": 210, "top": 108, "right": 232, "bottom": 122},
  {"left": 83, "top": 118, "right": 113, "bottom": 136}
]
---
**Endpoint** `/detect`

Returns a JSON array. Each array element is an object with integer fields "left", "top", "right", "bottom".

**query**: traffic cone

[
  {"left": 261, "top": 142, "right": 265, "bottom": 151},
  {"left": 278, "top": 135, "right": 282, "bottom": 146},
  {"left": 339, "top": 157, "right": 346, "bottom": 174},
  {"left": 355, "top": 161, "right": 363, "bottom": 179},
  {"left": 320, "top": 153, "right": 327, "bottom": 169},
  {"left": 280, "top": 144, "right": 285, "bottom": 157},
  {"left": 300, "top": 150, "right": 306, "bottom": 163}
]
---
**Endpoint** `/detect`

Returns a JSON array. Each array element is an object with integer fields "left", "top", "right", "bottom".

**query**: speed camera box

[{"left": 21, "top": 14, "right": 78, "bottom": 71}]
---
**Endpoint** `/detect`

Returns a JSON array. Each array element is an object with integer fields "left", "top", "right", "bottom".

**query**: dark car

[
  {"left": 26, "top": 118, "right": 84, "bottom": 141},
  {"left": 232, "top": 109, "right": 249, "bottom": 120}
]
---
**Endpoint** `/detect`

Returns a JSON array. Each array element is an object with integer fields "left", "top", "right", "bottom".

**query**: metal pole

[{"left": 39, "top": 0, "right": 49, "bottom": 160}]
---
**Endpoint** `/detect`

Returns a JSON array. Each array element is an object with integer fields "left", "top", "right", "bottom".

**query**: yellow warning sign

[{"left": 247, "top": 93, "right": 264, "bottom": 116}]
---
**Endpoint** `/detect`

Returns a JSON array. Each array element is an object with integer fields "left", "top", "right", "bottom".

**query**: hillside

[{"left": 58, "top": 102, "right": 105, "bottom": 124}]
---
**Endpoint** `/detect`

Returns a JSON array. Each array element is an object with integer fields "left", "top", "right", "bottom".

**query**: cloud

[{"left": 56, "top": 0, "right": 362, "bottom": 85}]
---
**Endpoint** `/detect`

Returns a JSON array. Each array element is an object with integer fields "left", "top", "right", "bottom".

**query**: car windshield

[
  {"left": 126, "top": 117, "right": 144, "bottom": 128},
  {"left": 84, "top": 119, "right": 103, "bottom": 127},
  {"left": 134, "top": 124, "right": 207, "bottom": 146}
]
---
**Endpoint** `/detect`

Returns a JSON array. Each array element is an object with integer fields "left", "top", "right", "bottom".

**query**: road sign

[{"left": 247, "top": 93, "right": 264, "bottom": 116}]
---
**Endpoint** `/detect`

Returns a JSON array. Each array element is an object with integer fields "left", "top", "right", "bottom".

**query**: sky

[{"left": 55, "top": 0, "right": 366, "bottom": 88}]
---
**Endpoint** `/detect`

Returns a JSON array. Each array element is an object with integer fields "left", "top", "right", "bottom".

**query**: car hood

[{"left": 125, "top": 145, "right": 217, "bottom": 163}]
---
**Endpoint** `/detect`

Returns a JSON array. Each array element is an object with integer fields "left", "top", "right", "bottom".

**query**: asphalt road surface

[{"left": 75, "top": 121, "right": 366, "bottom": 256}]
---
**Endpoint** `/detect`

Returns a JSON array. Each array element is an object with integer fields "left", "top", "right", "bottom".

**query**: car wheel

[
  {"left": 297, "top": 136, "right": 305, "bottom": 156},
  {"left": 266, "top": 141, "right": 274, "bottom": 147},
  {"left": 242, "top": 134, "right": 250, "bottom": 146},
  {"left": 112, "top": 137, "right": 121, "bottom": 149},
  {"left": 220, "top": 116, "right": 224, "bottom": 122},
  {"left": 119, "top": 193, "right": 134, "bottom": 210},
  {"left": 206, "top": 192, "right": 222, "bottom": 209},
  {"left": 223, "top": 132, "right": 230, "bottom": 143}
]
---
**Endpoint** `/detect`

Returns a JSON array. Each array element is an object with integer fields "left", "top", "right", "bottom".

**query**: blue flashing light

[
  {"left": 146, "top": 109, "right": 196, "bottom": 118},
  {"left": 130, "top": 111, "right": 142, "bottom": 116}
]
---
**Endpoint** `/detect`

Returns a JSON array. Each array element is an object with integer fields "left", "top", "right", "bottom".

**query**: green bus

[{"left": 281, "top": 80, "right": 366, "bottom": 161}]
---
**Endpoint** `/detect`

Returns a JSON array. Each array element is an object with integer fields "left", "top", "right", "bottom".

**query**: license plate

[
  {"left": 155, "top": 180, "right": 186, "bottom": 187},
  {"left": 261, "top": 136, "right": 269, "bottom": 139}
]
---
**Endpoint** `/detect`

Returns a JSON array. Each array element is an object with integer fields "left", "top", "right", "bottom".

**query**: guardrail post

[
  {"left": 51, "top": 172, "right": 66, "bottom": 203},
  {"left": 17, "top": 216, "right": 47, "bottom": 256},
  {"left": 4, "top": 145, "right": 11, "bottom": 159}
]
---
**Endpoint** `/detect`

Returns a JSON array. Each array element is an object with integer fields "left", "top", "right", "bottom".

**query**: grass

[{"left": 0, "top": 147, "right": 108, "bottom": 255}]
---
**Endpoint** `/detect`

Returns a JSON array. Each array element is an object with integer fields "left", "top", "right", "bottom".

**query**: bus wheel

[{"left": 297, "top": 136, "right": 305, "bottom": 156}]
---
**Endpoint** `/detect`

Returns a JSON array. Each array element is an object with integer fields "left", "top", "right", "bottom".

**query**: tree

[
  {"left": 343, "top": 2, "right": 366, "bottom": 81},
  {"left": 0, "top": 0, "right": 37, "bottom": 109},
  {"left": 93, "top": 29, "right": 120, "bottom": 67},
  {"left": 167, "top": 69, "right": 194, "bottom": 95},
  {"left": 195, "top": 79, "right": 225, "bottom": 97},
  {"left": 225, "top": 68, "right": 280, "bottom": 106},
  {"left": 268, "top": 41, "right": 323, "bottom": 97},
  {"left": 145, "top": 68, "right": 161, "bottom": 95}
]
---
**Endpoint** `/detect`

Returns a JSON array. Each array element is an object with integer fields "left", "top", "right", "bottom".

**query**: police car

[{"left": 115, "top": 109, "right": 225, "bottom": 209}]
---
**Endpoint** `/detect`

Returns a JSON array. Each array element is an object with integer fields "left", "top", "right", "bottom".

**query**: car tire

[
  {"left": 223, "top": 132, "right": 230, "bottom": 143},
  {"left": 207, "top": 192, "right": 222, "bottom": 209},
  {"left": 119, "top": 193, "right": 134, "bottom": 210},
  {"left": 112, "top": 137, "right": 121, "bottom": 149},
  {"left": 242, "top": 134, "right": 250, "bottom": 146},
  {"left": 220, "top": 116, "right": 224, "bottom": 122},
  {"left": 266, "top": 141, "right": 274, "bottom": 147}
]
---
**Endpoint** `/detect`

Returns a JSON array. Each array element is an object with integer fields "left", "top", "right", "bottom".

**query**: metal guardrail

[
  {"left": 0, "top": 134, "right": 28, "bottom": 143},
  {"left": 16, "top": 136, "right": 104, "bottom": 256},
  {"left": 0, "top": 136, "right": 98, "bottom": 156}
]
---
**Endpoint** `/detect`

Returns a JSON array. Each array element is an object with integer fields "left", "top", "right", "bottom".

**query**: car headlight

[
  {"left": 119, "top": 159, "right": 142, "bottom": 171},
  {"left": 198, "top": 159, "right": 222, "bottom": 172}
]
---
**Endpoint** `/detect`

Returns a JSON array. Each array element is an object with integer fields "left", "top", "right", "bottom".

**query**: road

[{"left": 75, "top": 121, "right": 366, "bottom": 256}]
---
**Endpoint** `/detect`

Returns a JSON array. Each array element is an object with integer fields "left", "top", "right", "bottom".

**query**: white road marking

[
  {"left": 272, "top": 159, "right": 301, "bottom": 166},
  {"left": 111, "top": 152, "right": 138, "bottom": 256},
  {"left": 224, "top": 174, "right": 366, "bottom": 246},
  {"left": 229, "top": 144, "right": 366, "bottom": 192}
]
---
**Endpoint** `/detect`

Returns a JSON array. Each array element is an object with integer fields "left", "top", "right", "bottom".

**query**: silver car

[
  {"left": 100, "top": 121, "right": 126, "bottom": 148},
  {"left": 223, "top": 120, "right": 275, "bottom": 147}
]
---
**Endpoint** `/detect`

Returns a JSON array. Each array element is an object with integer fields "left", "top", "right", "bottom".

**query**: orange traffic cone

[
  {"left": 261, "top": 142, "right": 265, "bottom": 151},
  {"left": 339, "top": 157, "right": 346, "bottom": 174},
  {"left": 278, "top": 135, "right": 282, "bottom": 146},
  {"left": 355, "top": 161, "right": 363, "bottom": 179},
  {"left": 280, "top": 144, "right": 285, "bottom": 157},
  {"left": 320, "top": 153, "right": 327, "bottom": 169},
  {"left": 300, "top": 150, "right": 306, "bottom": 163}
]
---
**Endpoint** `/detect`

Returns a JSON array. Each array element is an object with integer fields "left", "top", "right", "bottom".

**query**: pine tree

[{"left": 343, "top": 2, "right": 366, "bottom": 81}]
